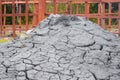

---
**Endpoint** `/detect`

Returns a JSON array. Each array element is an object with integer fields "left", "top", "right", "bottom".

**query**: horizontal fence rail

[{"left": 0, "top": 0, "right": 120, "bottom": 37}]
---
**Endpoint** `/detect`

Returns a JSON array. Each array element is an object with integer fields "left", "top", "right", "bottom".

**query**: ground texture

[{"left": 0, "top": 14, "right": 120, "bottom": 80}]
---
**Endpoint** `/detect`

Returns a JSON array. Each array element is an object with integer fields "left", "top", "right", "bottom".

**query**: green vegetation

[
  {"left": 0, "top": 39, "right": 9, "bottom": 43},
  {"left": 46, "top": 3, "right": 54, "bottom": 12},
  {"left": 90, "top": 3, "right": 98, "bottom": 13},
  {"left": 2, "top": 4, "right": 34, "bottom": 25},
  {"left": 57, "top": 4, "right": 66, "bottom": 12}
]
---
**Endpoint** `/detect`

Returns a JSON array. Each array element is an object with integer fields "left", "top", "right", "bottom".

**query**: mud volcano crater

[{"left": 0, "top": 14, "right": 120, "bottom": 80}]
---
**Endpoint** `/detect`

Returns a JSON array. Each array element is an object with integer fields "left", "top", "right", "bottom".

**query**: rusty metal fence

[{"left": 0, "top": 0, "right": 120, "bottom": 37}]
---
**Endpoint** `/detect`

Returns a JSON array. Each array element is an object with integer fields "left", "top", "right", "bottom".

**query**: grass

[{"left": 0, "top": 39, "right": 9, "bottom": 43}]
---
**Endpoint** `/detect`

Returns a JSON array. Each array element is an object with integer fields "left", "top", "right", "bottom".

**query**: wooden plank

[
  {"left": 2, "top": 1, "right": 39, "bottom": 4},
  {"left": 12, "top": 0, "right": 16, "bottom": 37},
  {"left": 102, "top": 16, "right": 120, "bottom": 18},
  {"left": 4, "top": 5, "right": 6, "bottom": 25},
  {"left": 65, "top": 2, "right": 68, "bottom": 14},
  {"left": 43, "top": 0, "right": 46, "bottom": 15},
  {"left": 1, "top": 13, "right": 37, "bottom": 16},
  {"left": 32, "top": 3, "right": 38, "bottom": 27},
  {"left": 76, "top": 4, "right": 79, "bottom": 14},
  {"left": 38, "top": 0, "right": 45, "bottom": 22},
  {"left": 98, "top": 3, "right": 100, "bottom": 25},
  {"left": 108, "top": 2, "right": 112, "bottom": 32},
  {"left": 25, "top": 0, "right": 29, "bottom": 31},
  {"left": 102, "top": 0, "right": 120, "bottom": 2},
  {"left": 0, "top": 0, "right": 2, "bottom": 37},
  {"left": 69, "top": 0, "right": 72, "bottom": 15},
  {"left": 53, "top": 0, "right": 57, "bottom": 14},
  {"left": 19, "top": 4, "right": 22, "bottom": 32},
  {"left": 46, "top": 0, "right": 68, "bottom": 4},
  {"left": 73, "top": 0, "right": 101, "bottom": 3},
  {"left": 119, "top": 2, "right": 120, "bottom": 35},
  {"left": 2, "top": 24, "right": 32, "bottom": 26},
  {"left": 85, "top": 2, "right": 90, "bottom": 18},
  {"left": 56, "top": 4, "right": 58, "bottom": 14},
  {"left": 101, "top": 2, "right": 105, "bottom": 29}
]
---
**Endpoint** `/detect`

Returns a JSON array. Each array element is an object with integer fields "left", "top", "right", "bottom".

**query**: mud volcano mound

[{"left": 0, "top": 14, "right": 120, "bottom": 80}]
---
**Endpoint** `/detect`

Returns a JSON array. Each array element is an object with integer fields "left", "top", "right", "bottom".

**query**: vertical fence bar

[
  {"left": 25, "top": 0, "right": 29, "bottom": 31},
  {"left": 108, "top": 2, "right": 111, "bottom": 32},
  {"left": 69, "top": 0, "right": 72, "bottom": 15},
  {"left": 76, "top": 4, "right": 79, "bottom": 14},
  {"left": 3, "top": 3, "right": 6, "bottom": 36},
  {"left": 56, "top": 3, "right": 58, "bottom": 13},
  {"left": 0, "top": 0, "right": 2, "bottom": 37},
  {"left": 32, "top": 0, "right": 41, "bottom": 27},
  {"left": 42, "top": 0, "right": 46, "bottom": 19},
  {"left": 4, "top": 5, "right": 6, "bottom": 26},
  {"left": 101, "top": 2, "right": 105, "bottom": 29},
  {"left": 119, "top": 2, "right": 120, "bottom": 35},
  {"left": 38, "top": 0, "right": 45, "bottom": 22},
  {"left": 66, "top": 1, "right": 68, "bottom": 14},
  {"left": 53, "top": 0, "right": 56, "bottom": 14},
  {"left": 19, "top": 4, "right": 22, "bottom": 32},
  {"left": 33, "top": 2, "right": 37, "bottom": 27},
  {"left": 98, "top": 2, "right": 100, "bottom": 25},
  {"left": 44, "top": 0, "right": 46, "bottom": 15},
  {"left": 12, "top": 0, "right": 16, "bottom": 37},
  {"left": 38, "top": 0, "right": 41, "bottom": 22},
  {"left": 85, "top": 1, "right": 89, "bottom": 19}
]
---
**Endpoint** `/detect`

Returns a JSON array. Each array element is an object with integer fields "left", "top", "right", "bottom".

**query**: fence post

[
  {"left": 12, "top": 0, "right": 16, "bottom": 37},
  {"left": 85, "top": 1, "right": 89, "bottom": 19},
  {"left": 53, "top": 0, "right": 57, "bottom": 14},
  {"left": 38, "top": 0, "right": 45, "bottom": 22},
  {"left": 0, "top": 0, "right": 2, "bottom": 37},
  {"left": 69, "top": 0, "right": 72, "bottom": 15}
]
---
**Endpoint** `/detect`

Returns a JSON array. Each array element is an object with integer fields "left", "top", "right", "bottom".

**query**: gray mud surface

[{"left": 0, "top": 14, "right": 120, "bottom": 80}]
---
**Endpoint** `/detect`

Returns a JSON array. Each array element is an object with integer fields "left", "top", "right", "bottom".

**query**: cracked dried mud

[{"left": 0, "top": 14, "right": 120, "bottom": 80}]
